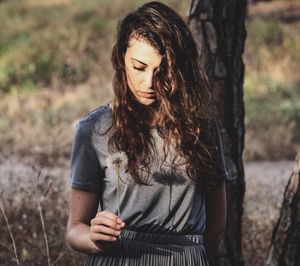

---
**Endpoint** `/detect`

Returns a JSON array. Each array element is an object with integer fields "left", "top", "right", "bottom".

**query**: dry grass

[
  {"left": 0, "top": 81, "right": 113, "bottom": 165},
  {"left": 0, "top": 0, "right": 190, "bottom": 163},
  {"left": 244, "top": 123, "right": 299, "bottom": 161},
  {"left": 242, "top": 160, "right": 294, "bottom": 266},
  {"left": 0, "top": 164, "right": 85, "bottom": 265},
  {"left": 0, "top": 158, "right": 294, "bottom": 265},
  {"left": 243, "top": 2, "right": 300, "bottom": 160},
  {"left": 0, "top": 0, "right": 299, "bottom": 161},
  {"left": 0, "top": 1, "right": 299, "bottom": 263}
]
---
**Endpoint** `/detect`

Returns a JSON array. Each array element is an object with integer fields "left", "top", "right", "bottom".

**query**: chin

[{"left": 137, "top": 98, "right": 156, "bottom": 106}]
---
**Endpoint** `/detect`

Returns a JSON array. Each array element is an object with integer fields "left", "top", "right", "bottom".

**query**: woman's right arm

[{"left": 66, "top": 188, "right": 125, "bottom": 254}]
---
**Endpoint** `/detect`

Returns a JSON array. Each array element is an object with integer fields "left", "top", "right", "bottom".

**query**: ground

[{"left": 0, "top": 155, "right": 295, "bottom": 265}]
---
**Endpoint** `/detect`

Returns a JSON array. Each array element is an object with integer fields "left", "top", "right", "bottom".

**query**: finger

[
  {"left": 91, "top": 232, "right": 118, "bottom": 242},
  {"left": 119, "top": 221, "right": 126, "bottom": 227},
  {"left": 97, "top": 210, "right": 122, "bottom": 222},
  {"left": 99, "top": 211, "right": 125, "bottom": 225},
  {"left": 91, "top": 216, "right": 120, "bottom": 229},
  {"left": 91, "top": 225, "right": 121, "bottom": 237},
  {"left": 116, "top": 218, "right": 125, "bottom": 224}
]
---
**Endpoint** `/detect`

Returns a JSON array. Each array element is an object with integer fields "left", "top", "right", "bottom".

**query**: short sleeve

[
  {"left": 212, "top": 120, "right": 231, "bottom": 184},
  {"left": 69, "top": 119, "right": 103, "bottom": 193}
]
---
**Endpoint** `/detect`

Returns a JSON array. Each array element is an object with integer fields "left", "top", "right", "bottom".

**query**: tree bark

[
  {"left": 187, "top": 1, "right": 247, "bottom": 265},
  {"left": 266, "top": 153, "right": 300, "bottom": 266}
]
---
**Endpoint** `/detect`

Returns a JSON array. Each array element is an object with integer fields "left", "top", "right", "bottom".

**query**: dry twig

[
  {"left": 32, "top": 168, "right": 51, "bottom": 266},
  {"left": 52, "top": 249, "right": 68, "bottom": 265},
  {"left": 0, "top": 199, "right": 20, "bottom": 265}
]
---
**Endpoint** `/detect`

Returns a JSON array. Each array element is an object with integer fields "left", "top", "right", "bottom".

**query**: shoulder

[
  {"left": 74, "top": 104, "right": 112, "bottom": 139},
  {"left": 77, "top": 104, "right": 111, "bottom": 125}
]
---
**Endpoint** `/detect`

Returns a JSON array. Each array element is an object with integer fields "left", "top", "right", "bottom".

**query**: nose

[{"left": 143, "top": 71, "right": 154, "bottom": 91}]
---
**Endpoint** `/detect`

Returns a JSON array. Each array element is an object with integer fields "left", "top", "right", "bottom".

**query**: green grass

[
  {"left": 0, "top": 0, "right": 299, "bottom": 160},
  {"left": 0, "top": 0, "right": 189, "bottom": 92},
  {"left": 243, "top": 11, "right": 300, "bottom": 159},
  {"left": 245, "top": 16, "right": 300, "bottom": 73},
  {"left": 245, "top": 76, "right": 300, "bottom": 129}
]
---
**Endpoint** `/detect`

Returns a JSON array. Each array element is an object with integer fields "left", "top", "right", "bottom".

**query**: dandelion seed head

[{"left": 106, "top": 151, "right": 128, "bottom": 170}]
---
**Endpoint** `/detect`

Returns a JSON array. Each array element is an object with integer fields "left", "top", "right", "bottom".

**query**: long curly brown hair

[{"left": 108, "top": 1, "right": 220, "bottom": 190}]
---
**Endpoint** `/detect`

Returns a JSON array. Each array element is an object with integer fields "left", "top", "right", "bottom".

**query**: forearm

[
  {"left": 66, "top": 222, "right": 102, "bottom": 254},
  {"left": 203, "top": 222, "right": 225, "bottom": 258},
  {"left": 204, "top": 182, "right": 227, "bottom": 258}
]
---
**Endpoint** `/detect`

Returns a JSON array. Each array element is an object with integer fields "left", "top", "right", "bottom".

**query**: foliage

[
  {"left": 244, "top": 78, "right": 300, "bottom": 129},
  {"left": 243, "top": 8, "right": 300, "bottom": 159},
  {"left": 0, "top": 0, "right": 189, "bottom": 92},
  {"left": 0, "top": 0, "right": 299, "bottom": 161}
]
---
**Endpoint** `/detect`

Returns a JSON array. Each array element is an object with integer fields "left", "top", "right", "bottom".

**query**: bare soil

[{"left": 243, "top": 160, "right": 294, "bottom": 266}]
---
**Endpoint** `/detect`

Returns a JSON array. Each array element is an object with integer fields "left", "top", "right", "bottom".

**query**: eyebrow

[{"left": 131, "top": 57, "right": 147, "bottom": 66}]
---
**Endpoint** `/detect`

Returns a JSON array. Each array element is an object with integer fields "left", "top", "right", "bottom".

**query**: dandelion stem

[
  {"left": 116, "top": 167, "right": 121, "bottom": 217},
  {"left": 32, "top": 169, "right": 51, "bottom": 266}
]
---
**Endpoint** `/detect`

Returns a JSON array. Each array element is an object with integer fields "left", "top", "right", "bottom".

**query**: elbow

[
  {"left": 65, "top": 220, "right": 95, "bottom": 254},
  {"left": 65, "top": 222, "right": 72, "bottom": 247},
  {"left": 65, "top": 220, "right": 77, "bottom": 250},
  {"left": 65, "top": 227, "right": 71, "bottom": 246}
]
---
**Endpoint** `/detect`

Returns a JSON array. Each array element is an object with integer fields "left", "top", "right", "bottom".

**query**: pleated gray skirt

[{"left": 84, "top": 229, "right": 209, "bottom": 266}]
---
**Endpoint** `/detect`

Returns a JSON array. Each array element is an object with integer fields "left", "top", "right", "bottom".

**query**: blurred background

[{"left": 0, "top": 0, "right": 299, "bottom": 265}]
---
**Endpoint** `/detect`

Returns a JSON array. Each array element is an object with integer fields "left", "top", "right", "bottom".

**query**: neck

[{"left": 148, "top": 110, "right": 161, "bottom": 128}]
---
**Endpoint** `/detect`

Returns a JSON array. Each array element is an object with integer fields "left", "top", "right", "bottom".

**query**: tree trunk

[
  {"left": 266, "top": 153, "right": 300, "bottom": 266},
  {"left": 187, "top": 1, "right": 247, "bottom": 265}
]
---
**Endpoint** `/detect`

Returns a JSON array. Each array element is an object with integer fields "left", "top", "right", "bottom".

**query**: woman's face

[{"left": 124, "top": 37, "right": 162, "bottom": 106}]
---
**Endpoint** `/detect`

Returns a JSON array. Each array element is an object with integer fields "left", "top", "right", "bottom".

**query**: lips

[{"left": 138, "top": 91, "right": 155, "bottom": 98}]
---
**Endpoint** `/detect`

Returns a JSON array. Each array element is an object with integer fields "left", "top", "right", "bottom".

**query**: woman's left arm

[{"left": 203, "top": 182, "right": 227, "bottom": 258}]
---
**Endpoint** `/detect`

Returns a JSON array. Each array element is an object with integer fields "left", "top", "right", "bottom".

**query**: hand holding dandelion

[{"left": 90, "top": 211, "right": 126, "bottom": 250}]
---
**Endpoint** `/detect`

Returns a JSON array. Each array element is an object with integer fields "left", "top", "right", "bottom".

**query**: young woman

[{"left": 66, "top": 1, "right": 229, "bottom": 265}]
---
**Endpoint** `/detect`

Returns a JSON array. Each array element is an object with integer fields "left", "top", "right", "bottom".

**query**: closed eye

[{"left": 133, "top": 66, "right": 145, "bottom": 72}]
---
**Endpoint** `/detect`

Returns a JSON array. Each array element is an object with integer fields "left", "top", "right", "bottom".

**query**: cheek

[
  {"left": 126, "top": 71, "right": 134, "bottom": 89},
  {"left": 127, "top": 70, "right": 141, "bottom": 89}
]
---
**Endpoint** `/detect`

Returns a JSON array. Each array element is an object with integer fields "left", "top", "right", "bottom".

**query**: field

[{"left": 0, "top": 0, "right": 299, "bottom": 265}]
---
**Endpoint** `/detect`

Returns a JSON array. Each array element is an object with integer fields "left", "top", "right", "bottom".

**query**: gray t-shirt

[{"left": 70, "top": 104, "right": 229, "bottom": 235}]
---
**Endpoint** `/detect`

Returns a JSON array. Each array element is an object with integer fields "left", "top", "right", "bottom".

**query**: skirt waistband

[{"left": 119, "top": 228, "right": 203, "bottom": 246}]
